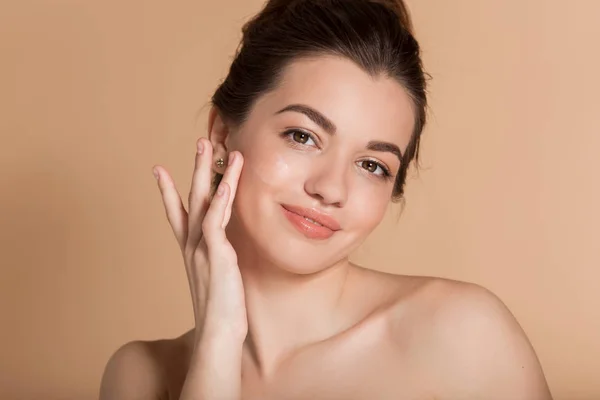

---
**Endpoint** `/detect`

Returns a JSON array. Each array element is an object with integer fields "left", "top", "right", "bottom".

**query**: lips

[
  {"left": 281, "top": 204, "right": 341, "bottom": 231},
  {"left": 280, "top": 204, "right": 341, "bottom": 240}
]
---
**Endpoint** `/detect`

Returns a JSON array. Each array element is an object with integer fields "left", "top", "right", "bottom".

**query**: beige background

[{"left": 1, "top": 0, "right": 598, "bottom": 399}]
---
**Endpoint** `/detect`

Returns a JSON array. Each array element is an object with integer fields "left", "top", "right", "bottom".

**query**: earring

[{"left": 215, "top": 158, "right": 225, "bottom": 168}]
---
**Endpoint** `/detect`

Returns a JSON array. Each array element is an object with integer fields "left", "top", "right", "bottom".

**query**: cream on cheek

[{"left": 241, "top": 149, "right": 307, "bottom": 190}]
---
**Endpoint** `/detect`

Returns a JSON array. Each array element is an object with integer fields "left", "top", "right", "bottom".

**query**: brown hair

[{"left": 211, "top": 0, "right": 428, "bottom": 202}]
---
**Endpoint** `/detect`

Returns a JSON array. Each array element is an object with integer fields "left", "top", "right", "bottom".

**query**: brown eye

[
  {"left": 361, "top": 160, "right": 378, "bottom": 173},
  {"left": 292, "top": 130, "right": 310, "bottom": 144},
  {"left": 358, "top": 159, "right": 390, "bottom": 178}
]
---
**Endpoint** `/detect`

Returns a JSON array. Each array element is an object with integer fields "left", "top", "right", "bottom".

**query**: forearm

[{"left": 179, "top": 333, "right": 244, "bottom": 400}]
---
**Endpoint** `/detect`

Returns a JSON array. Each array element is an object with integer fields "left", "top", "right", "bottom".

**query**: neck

[{"left": 225, "top": 220, "right": 353, "bottom": 377}]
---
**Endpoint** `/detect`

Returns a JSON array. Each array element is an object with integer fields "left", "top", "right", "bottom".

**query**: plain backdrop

[{"left": 1, "top": 0, "right": 599, "bottom": 399}]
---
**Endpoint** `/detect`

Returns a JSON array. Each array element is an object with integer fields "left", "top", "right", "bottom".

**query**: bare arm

[
  {"left": 100, "top": 137, "right": 247, "bottom": 399},
  {"left": 153, "top": 136, "right": 248, "bottom": 399},
  {"left": 178, "top": 333, "right": 244, "bottom": 400}
]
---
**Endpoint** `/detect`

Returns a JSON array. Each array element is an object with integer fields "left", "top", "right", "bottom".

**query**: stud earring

[{"left": 215, "top": 158, "right": 225, "bottom": 168}]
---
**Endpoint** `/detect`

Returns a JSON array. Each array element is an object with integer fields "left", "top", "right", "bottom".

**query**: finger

[
  {"left": 187, "top": 138, "right": 213, "bottom": 247},
  {"left": 219, "top": 151, "right": 244, "bottom": 228},
  {"left": 153, "top": 165, "right": 189, "bottom": 249},
  {"left": 202, "top": 180, "right": 230, "bottom": 248}
]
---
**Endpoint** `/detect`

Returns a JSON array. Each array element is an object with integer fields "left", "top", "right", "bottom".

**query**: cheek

[
  {"left": 239, "top": 148, "right": 307, "bottom": 193},
  {"left": 349, "top": 193, "right": 389, "bottom": 232}
]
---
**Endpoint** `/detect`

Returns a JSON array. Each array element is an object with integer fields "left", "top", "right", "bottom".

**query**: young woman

[{"left": 100, "top": 0, "right": 553, "bottom": 398}]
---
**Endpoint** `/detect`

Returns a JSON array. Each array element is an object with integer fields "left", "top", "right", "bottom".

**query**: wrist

[{"left": 200, "top": 320, "right": 247, "bottom": 344}]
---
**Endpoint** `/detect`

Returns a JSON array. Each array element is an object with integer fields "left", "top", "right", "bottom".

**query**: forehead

[{"left": 253, "top": 55, "right": 415, "bottom": 150}]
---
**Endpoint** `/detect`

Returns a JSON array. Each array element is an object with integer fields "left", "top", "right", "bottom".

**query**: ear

[{"left": 207, "top": 105, "right": 230, "bottom": 173}]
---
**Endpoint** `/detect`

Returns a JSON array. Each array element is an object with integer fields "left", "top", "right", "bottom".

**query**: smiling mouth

[
  {"left": 280, "top": 204, "right": 341, "bottom": 230},
  {"left": 280, "top": 204, "right": 340, "bottom": 240}
]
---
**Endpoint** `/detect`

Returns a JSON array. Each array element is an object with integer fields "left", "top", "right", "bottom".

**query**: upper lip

[{"left": 281, "top": 204, "right": 341, "bottom": 231}]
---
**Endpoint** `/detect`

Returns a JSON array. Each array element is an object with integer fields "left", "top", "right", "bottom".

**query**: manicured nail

[
  {"left": 153, "top": 168, "right": 159, "bottom": 181},
  {"left": 197, "top": 139, "right": 204, "bottom": 154}
]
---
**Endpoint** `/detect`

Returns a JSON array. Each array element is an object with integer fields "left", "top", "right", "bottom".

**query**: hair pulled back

[{"left": 212, "top": 0, "right": 428, "bottom": 202}]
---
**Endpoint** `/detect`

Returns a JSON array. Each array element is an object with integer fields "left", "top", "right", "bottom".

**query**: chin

[
  {"left": 253, "top": 224, "right": 337, "bottom": 275},
  {"left": 263, "top": 237, "right": 337, "bottom": 275}
]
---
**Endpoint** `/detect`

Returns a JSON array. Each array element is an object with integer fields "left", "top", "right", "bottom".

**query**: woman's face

[{"left": 225, "top": 55, "right": 415, "bottom": 273}]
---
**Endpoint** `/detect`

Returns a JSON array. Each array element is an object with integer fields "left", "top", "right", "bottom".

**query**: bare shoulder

[
  {"left": 385, "top": 275, "right": 553, "bottom": 399},
  {"left": 99, "top": 332, "right": 192, "bottom": 400}
]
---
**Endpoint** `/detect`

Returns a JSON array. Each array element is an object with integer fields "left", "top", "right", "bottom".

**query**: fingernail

[
  {"left": 228, "top": 152, "right": 235, "bottom": 164},
  {"left": 153, "top": 168, "right": 159, "bottom": 181},
  {"left": 217, "top": 183, "right": 225, "bottom": 196},
  {"left": 197, "top": 139, "right": 204, "bottom": 154}
]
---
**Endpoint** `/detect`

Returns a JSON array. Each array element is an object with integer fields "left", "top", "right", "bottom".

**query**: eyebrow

[
  {"left": 366, "top": 140, "right": 403, "bottom": 161},
  {"left": 275, "top": 103, "right": 404, "bottom": 161},
  {"left": 276, "top": 104, "right": 337, "bottom": 135}
]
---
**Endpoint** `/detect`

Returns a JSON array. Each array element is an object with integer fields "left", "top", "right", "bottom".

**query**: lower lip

[{"left": 281, "top": 206, "right": 335, "bottom": 240}]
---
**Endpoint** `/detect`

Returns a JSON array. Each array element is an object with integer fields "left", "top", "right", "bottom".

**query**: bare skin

[
  {"left": 99, "top": 56, "right": 552, "bottom": 399},
  {"left": 100, "top": 269, "right": 551, "bottom": 399}
]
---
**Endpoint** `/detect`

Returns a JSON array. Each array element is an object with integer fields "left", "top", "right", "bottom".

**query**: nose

[{"left": 304, "top": 157, "right": 349, "bottom": 208}]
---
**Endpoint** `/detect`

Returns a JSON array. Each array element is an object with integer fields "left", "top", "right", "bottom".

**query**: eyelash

[{"left": 280, "top": 128, "right": 394, "bottom": 181}]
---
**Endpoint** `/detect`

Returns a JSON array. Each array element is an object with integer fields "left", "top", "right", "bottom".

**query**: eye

[
  {"left": 291, "top": 130, "right": 313, "bottom": 145},
  {"left": 358, "top": 159, "right": 391, "bottom": 178},
  {"left": 282, "top": 129, "right": 318, "bottom": 147}
]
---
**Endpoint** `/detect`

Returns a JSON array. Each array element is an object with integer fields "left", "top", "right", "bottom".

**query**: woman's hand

[{"left": 153, "top": 138, "right": 247, "bottom": 399}]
